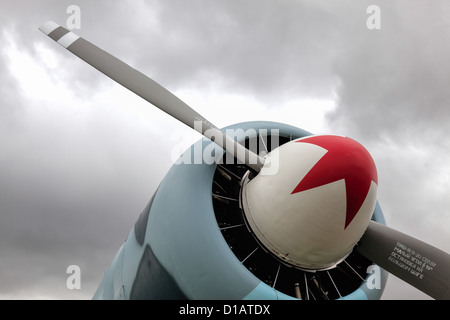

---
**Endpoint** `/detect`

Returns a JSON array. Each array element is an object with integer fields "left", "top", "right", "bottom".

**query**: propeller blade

[
  {"left": 356, "top": 220, "right": 450, "bottom": 299},
  {"left": 39, "top": 21, "right": 264, "bottom": 172}
]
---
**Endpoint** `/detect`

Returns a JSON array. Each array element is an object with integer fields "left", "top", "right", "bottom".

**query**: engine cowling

[{"left": 94, "top": 121, "right": 388, "bottom": 300}]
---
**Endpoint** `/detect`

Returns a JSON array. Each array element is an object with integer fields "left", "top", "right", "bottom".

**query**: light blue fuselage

[{"left": 93, "top": 121, "right": 388, "bottom": 300}]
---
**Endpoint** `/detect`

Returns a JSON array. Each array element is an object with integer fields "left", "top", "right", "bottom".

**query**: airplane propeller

[
  {"left": 38, "top": 21, "right": 264, "bottom": 173},
  {"left": 356, "top": 220, "right": 450, "bottom": 300},
  {"left": 39, "top": 21, "right": 450, "bottom": 300}
]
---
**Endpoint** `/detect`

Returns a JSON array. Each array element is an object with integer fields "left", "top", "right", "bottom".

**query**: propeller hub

[{"left": 241, "top": 135, "right": 378, "bottom": 270}]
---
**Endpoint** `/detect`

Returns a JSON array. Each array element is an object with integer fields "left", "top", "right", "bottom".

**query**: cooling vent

[{"left": 212, "top": 134, "right": 373, "bottom": 300}]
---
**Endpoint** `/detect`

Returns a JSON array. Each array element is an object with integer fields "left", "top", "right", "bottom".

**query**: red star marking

[{"left": 291, "top": 135, "right": 378, "bottom": 229}]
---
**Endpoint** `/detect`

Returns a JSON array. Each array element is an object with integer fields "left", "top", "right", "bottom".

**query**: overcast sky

[{"left": 1, "top": 0, "right": 449, "bottom": 300}]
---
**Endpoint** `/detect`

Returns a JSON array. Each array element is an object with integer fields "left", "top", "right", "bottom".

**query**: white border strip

[
  {"left": 39, "top": 21, "right": 60, "bottom": 35},
  {"left": 57, "top": 32, "right": 80, "bottom": 48}
]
